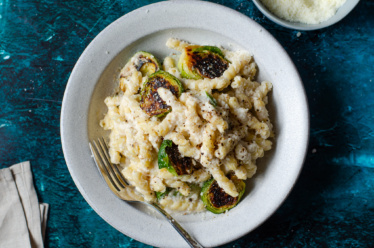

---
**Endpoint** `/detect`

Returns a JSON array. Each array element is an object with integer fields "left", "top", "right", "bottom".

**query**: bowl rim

[{"left": 252, "top": 0, "right": 360, "bottom": 31}]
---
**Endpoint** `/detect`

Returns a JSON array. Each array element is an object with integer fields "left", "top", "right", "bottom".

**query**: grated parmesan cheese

[{"left": 260, "top": 0, "right": 347, "bottom": 24}]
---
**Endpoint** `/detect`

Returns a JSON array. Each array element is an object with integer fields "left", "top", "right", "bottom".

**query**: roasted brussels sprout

[
  {"left": 178, "top": 45, "right": 229, "bottom": 79},
  {"left": 205, "top": 91, "right": 217, "bottom": 107},
  {"left": 201, "top": 174, "right": 245, "bottom": 214},
  {"left": 131, "top": 51, "right": 161, "bottom": 76},
  {"left": 158, "top": 140, "right": 197, "bottom": 176},
  {"left": 140, "top": 70, "right": 184, "bottom": 117}
]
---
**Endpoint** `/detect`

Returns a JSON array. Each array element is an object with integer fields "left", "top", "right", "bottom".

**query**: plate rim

[{"left": 61, "top": 1, "right": 310, "bottom": 247}]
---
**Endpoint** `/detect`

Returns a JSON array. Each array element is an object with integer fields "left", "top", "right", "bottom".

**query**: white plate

[{"left": 61, "top": 1, "right": 309, "bottom": 247}]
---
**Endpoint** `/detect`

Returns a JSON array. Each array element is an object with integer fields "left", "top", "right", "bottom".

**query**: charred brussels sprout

[
  {"left": 158, "top": 140, "right": 197, "bottom": 176},
  {"left": 201, "top": 174, "right": 245, "bottom": 214},
  {"left": 140, "top": 70, "right": 184, "bottom": 117},
  {"left": 132, "top": 51, "right": 161, "bottom": 76},
  {"left": 178, "top": 45, "right": 229, "bottom": 79}
]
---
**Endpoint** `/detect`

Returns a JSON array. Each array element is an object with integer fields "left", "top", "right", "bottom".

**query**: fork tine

[
  {"left": 89, "top": 141, "right": 120, "bottom": 192},
  {"left": 94, "top": 138, "right": 126, "bottom": 189},
  {"left": 99, "top": 138, "right": 129, "bottom": 186}
]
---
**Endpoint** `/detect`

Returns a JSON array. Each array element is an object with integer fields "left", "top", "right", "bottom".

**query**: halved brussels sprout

[
  {"left": 132, "top": 51, "right": 161, "bottom": 76},
  {"left": 158, "top": 140, "right": 197, "bottom": 176},
  {"left": 178, "top": 45, "right": 229, "bottom": 79},
  {"left": 201, "top": 174, "right": 245, "bottom": 214},
  {"left": 140, "top": 70, "right": 184, "bottom": 117}
]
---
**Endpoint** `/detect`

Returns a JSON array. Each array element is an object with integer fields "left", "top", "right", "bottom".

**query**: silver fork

[{"left": 89, "top": 137, "right": 203, "bottom": 248}]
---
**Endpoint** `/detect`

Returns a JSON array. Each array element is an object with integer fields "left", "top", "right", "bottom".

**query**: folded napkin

[{"left": 0, "top": 161, "right": 48, "bottom": 248}]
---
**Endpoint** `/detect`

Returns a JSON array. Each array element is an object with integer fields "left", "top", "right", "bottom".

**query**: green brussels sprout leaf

[
  {"left": 156, "top": 188, "right": 171, "bottom": 200},
  {"left": 205, "top": 91, "right": 217, "bottom": 107},
  {"left": 132, "top": 51, "right": 161, "bottom": 76}
]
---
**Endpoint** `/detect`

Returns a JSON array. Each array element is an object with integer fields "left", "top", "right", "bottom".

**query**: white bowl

[
  {"left": 252, "top": 0, "right": 360, "bottom": 30},
  {"left": 61, "top": 1, "right": 309, "bottom": 247}
]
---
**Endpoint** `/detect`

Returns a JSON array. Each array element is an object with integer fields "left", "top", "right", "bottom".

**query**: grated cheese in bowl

[{"left": 260, "top": 0, "right": 347, "bottom": 24}]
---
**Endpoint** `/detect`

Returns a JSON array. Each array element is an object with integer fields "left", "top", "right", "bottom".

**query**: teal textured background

[{"left": 0, "top": 0, "right": 373, "bottom": 247}]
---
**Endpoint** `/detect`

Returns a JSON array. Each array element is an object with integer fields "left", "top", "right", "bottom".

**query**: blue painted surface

[{"left": 0, "top": 0, "right": 373, "bottom": 247}]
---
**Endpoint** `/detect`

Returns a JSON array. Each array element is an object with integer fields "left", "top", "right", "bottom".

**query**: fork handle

[{"left": 149, "top": 202, "right": 204, "bottom": 248}]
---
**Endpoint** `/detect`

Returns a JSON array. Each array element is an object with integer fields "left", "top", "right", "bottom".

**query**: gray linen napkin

[{"left": 0, "top": 161, "right": 48, "bottom": 248}]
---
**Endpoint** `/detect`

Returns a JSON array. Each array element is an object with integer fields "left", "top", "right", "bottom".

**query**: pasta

[{"left": 100, "top": 38, "right": 273, "bottom": 213}]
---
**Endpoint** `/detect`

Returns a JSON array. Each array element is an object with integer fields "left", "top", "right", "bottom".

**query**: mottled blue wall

[{"left": 0, "top": 0, "right": 373, "bottom": 247}]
